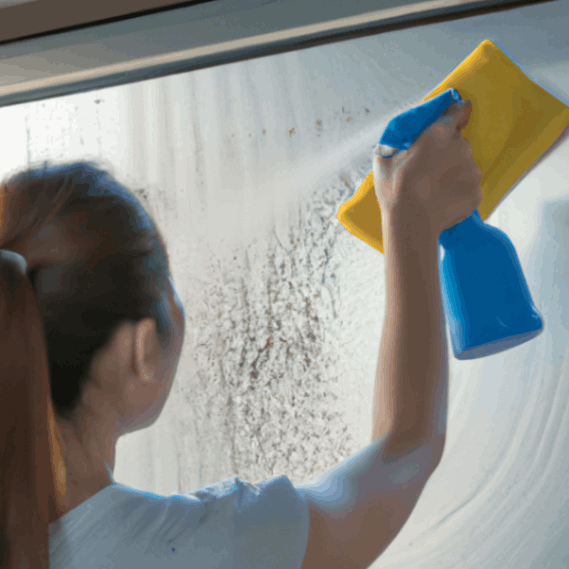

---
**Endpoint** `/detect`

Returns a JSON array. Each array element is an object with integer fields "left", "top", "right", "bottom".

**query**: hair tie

[{"left": 0, "top": 249, "right": 27, "bottom": 275}]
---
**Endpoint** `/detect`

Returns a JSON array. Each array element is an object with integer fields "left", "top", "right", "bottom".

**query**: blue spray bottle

[{"left": 378, "top": 88, "right": 544, "bottom": 360}]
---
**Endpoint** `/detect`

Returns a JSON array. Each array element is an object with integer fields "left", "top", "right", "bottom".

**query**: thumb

[
  {"left": 429, "top": 99, "right": 472, "bottom": 140},
  {"left": 447, "top": 99, "right": 472, "bottom": 132}
]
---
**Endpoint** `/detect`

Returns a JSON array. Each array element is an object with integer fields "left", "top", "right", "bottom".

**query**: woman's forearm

[{"left": 372, "top": 209, "right": 449, "bottom": 455}]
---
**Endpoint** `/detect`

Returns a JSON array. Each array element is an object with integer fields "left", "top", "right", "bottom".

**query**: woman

[
  {"left": 0, "top": 100, "right": 479, "bottom": 569},
  {"left": 0, "top": 161, "right": 309, "bottom": 568}
]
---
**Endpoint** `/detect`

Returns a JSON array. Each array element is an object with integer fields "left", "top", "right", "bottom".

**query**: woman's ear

[{"left": 134, "top": 318, "right": 162, "bottom": 383}]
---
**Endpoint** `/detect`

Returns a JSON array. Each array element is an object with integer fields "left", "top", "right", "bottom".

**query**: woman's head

[
  {"left": 0, "top": 159, "right": 187, "bottom": 568},
  {"left": 0, "top": 159, "right": 185, "bottom": 427}
]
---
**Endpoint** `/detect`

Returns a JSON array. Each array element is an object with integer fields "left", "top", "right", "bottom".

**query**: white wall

[{"left": 1, "top": 0, "right": 569, "bottom": 566}]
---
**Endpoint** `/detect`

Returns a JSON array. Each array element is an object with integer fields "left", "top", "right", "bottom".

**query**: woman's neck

[{"left": 48, "top": 411, "right": 116, "bottom": 523}]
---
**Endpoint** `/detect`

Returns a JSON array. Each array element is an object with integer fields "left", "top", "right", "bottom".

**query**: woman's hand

[{"left": 373, "top": 100, "right": 483, "bottom": 236}]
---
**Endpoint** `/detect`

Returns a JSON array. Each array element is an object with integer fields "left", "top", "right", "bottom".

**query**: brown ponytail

[
  {"left": 0, "top": 159, "right": 173, "bottom": 568},
  {"left": 0, "top": 251, "right": 64, "bottom": 568}
]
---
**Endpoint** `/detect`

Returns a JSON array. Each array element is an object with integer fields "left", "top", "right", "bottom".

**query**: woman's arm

[{"left": 298, "top": 210, "right": 447, "bottom": 569}]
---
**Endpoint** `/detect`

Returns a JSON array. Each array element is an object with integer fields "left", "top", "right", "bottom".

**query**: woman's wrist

[{"left": 382, "top": 203, "right": 441, "bottom": 252}]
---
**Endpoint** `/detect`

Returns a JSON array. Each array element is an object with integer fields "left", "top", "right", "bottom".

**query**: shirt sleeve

[{"left": 209, "top": 474, "right": 310, "bottom": 569}]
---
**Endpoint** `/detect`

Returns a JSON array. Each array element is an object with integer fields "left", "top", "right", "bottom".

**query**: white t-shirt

[{"left": 49, "top": 474, "right": 310, "bottom": 568}]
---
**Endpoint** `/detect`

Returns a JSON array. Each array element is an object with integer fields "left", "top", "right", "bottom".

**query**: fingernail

[{"left": 375, "top": 144, "right": 399, "bottom": 158}]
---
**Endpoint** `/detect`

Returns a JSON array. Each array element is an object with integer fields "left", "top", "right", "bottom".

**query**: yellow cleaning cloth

[{"left": 336, "top": 38, "right": 569, "bottom": 254}]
